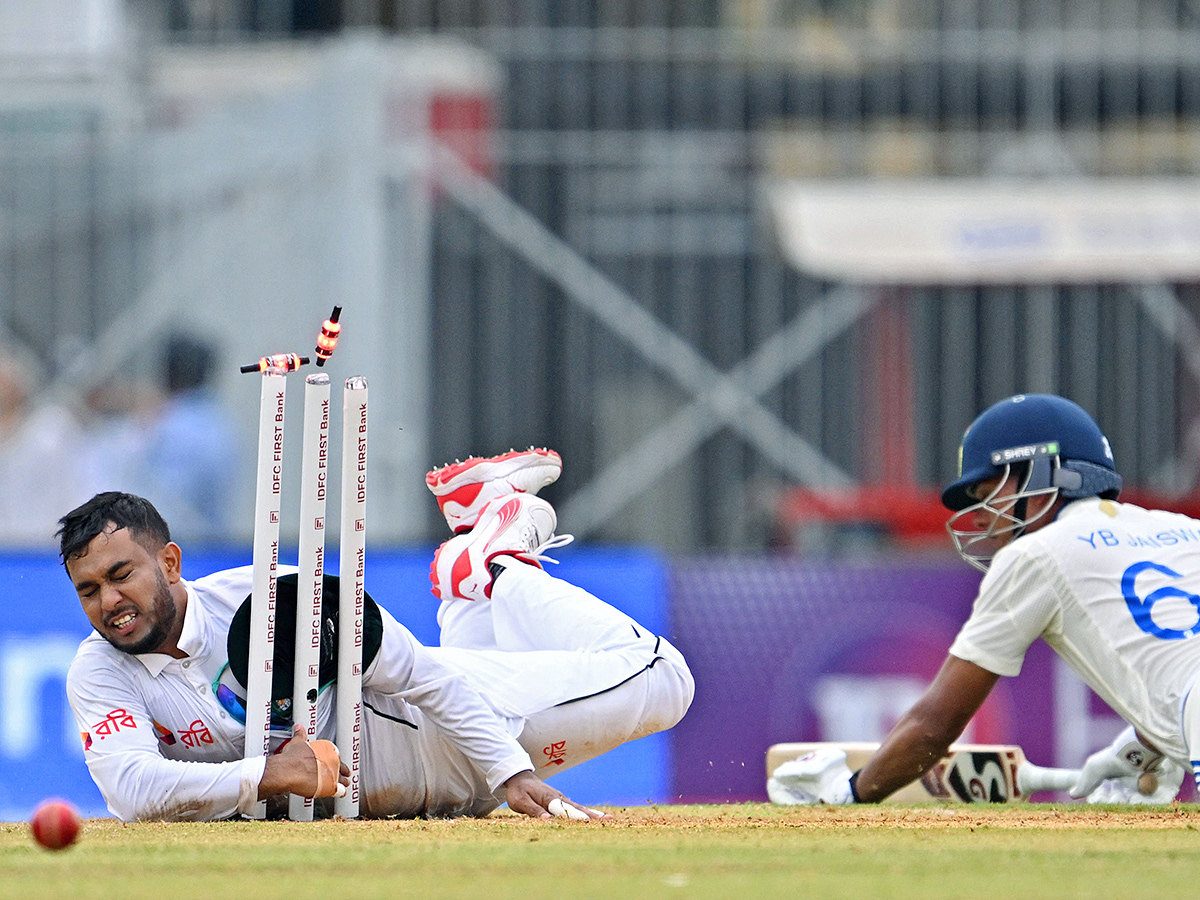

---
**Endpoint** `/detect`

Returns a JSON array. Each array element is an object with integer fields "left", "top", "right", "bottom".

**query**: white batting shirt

[
  {"left": 949, "top": 498, "right": 1200, "bottom": 763},
  {"left": 66, "top": 565, "right": 535, "bottom": 821}
]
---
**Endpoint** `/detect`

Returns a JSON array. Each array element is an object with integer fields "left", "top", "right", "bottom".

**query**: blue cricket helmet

[{"left": 942, "top": 394, "right": 1121, "bottom": 512}]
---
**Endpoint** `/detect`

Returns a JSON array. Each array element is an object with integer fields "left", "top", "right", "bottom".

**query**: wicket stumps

[
  {"left": 288, "top": 373, "right": 331, "bottom": 822},
  {"left": 335, "top": 377, "right": 367, "bottom": 819},
  {"left": 243, "top": 368, "right": 287, "bottom": 820},
  {"left": 241, "top": 313, "right": 366, "bottom": 821}
]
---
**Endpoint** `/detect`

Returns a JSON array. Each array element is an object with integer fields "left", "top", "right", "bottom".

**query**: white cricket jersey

[
  {"left": 66, "top": 565, "right": 534, "bottom": 822},
  {"left": 949, "top": 498, "right": 1200, "bottom": 763}
]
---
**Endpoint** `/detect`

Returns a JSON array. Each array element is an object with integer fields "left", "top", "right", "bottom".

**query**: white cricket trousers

[{"left": 431, "top": 560, "right": 695, "bottom": 778}]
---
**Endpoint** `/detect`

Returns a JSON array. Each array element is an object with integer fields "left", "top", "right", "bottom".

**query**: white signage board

[{"left": 770, "top": 178, "right": 1200, "bottom": 284}]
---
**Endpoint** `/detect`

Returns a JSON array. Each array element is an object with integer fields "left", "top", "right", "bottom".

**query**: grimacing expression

[{"left": 67, "top": 525, "right": 180, "bottom": 655}]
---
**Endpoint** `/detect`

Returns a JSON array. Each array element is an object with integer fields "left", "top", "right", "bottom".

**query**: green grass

[{"left": 2, "top": 804, "right": 1199, "bottom": 899}]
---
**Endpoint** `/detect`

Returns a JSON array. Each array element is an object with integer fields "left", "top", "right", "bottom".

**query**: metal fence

[
  {"left": 415, "top": 4, "right": 1200, "bottom": 549},
  {"left": 2, "top": 1, "right": 1200, "bottom": 550}
]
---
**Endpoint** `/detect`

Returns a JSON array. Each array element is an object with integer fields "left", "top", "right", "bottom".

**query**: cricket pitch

[{"left": 1, "top": 803, "right": 1196, "bottom": 900}]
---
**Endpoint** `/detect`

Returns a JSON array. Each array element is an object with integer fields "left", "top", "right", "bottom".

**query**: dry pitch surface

[{"left": 2, "top": 803, "right": 1198, "bottom": 899}]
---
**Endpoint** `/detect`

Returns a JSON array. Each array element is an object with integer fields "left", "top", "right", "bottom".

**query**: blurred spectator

[
  {"left": 77, "top": 375, "right": 159, "bottom": 501},
  {"left": 135, "top": 331, "right": 239, "bottom": 543},
  {"left": 0, "top": 343, "right": 88, "bottom": 546}
]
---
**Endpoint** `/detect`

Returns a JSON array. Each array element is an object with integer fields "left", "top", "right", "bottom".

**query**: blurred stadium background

[{"left": 2, "top": 0, "right": 1199, "bottom": 817}]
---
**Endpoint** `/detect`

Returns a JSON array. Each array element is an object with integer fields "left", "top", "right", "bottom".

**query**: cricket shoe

[
  {"left": 429, "top": 492, "right": 573, "bottom": 602},
  {"left": 426, "top": 447, "right": 563, "bottom": 534}
]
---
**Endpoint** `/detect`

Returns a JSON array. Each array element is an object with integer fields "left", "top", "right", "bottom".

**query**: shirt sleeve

[
  {"left": 949, "top": 540, "right": 1063, "bottom": 677},
  {"left": 363, "top": 608, "right": 534, "bottom": 791},
  {"left": 67, "top": 652, "right": 265, "bottom": 822}
]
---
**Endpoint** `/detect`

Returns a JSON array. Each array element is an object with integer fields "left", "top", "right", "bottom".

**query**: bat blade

[{"left": 921, "top": 745, "right": 1026, "bottom": 802}]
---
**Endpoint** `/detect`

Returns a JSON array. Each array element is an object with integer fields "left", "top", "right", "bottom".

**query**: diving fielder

[
  {"left": 773, "top": 394, "right": 1192, "bottom": 806},
  {"left": 62, "top": 450, "right": 693, "bottom": 821}
]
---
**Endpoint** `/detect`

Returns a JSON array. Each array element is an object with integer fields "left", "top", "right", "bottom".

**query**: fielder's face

[{"left": 66, "top": 524, "right": 186, "bottom": 656}]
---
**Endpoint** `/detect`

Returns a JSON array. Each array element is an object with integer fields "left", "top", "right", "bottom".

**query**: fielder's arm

[
  {"left": 68, "top": 664, "right": 261, "bottom": 822},
  {"left": 854, "top": 654, "right": 999, "bottom": 802}
]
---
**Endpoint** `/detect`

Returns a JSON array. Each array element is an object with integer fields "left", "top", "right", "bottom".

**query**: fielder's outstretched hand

[
  {"left": 259, "top": 724, "right": 351, "bottom": 800},
  {"left": 502, "top": 770, "right": 605, "bottom": 820}
]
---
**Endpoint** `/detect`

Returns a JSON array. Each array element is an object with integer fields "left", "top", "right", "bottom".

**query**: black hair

[
  {"left": 57, "top": 492, "right": 172, "bottom": 565},
  {"left": 164, "top": 332, "right": 215, "bottom": 394}
]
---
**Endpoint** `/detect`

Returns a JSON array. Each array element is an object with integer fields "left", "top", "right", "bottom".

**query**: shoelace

[{"left": 527, "top": 532, "right": 574, "bottom": 565}]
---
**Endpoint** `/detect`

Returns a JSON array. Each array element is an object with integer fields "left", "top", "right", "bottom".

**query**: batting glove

[
  {"left": 767, "top": 748, "right": 856, "bottom": 805},
  {"left": 1086, "top": 755, "right": 1185, "bottom": 805},
  {"left": 1069, "top": 725, "right": 1165, "bottom": 799}
]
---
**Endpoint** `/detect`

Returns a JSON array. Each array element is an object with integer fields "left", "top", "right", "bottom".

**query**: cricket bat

[{"left": 767, "top": 742, "right": 1080, "bottom": 803}]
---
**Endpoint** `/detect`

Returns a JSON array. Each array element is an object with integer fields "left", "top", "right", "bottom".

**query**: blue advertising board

[{"left": 0, "top": 545, "right": 668, "bottom": 820}]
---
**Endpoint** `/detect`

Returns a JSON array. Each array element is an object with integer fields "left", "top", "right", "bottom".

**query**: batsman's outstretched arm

[{"left": 855, "top": 655, "right": 999, "bottom": 802}]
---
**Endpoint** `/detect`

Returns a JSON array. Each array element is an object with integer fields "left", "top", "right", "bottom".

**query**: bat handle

[{"left": 1016, "top": 760, "right": 1080, "bottom": 794}]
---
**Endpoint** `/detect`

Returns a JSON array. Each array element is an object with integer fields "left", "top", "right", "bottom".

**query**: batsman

[
  {"left": 774, "top": 394, "right": 1194, "bottom": 806},
  {"left": 61, "top": 449, "right": 694, "bottom": 821}
]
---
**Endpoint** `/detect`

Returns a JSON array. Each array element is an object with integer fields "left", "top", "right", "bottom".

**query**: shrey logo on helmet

[
  {"left": 942, "top": 394, "right": 1122, "bottom": 572},
  {"left": 990, "top": 442, "right": 1059, "bottom": 466}
]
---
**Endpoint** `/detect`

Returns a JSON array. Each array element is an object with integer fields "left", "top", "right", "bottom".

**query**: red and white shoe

[
  {"left": 426, "top": 447, "right": 563, "bottom": 534},
  {"left": 429, "top": 492, "right": 572, "bottom": 602}
]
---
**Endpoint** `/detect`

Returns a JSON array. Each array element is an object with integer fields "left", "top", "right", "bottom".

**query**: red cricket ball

[{"left": 29, "top": 799, "right": 82, "bottom": 851}]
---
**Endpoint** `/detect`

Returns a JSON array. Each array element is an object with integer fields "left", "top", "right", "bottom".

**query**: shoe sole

[
  {"left": 426, "top": 447, "right": 562, "bottom": 494},
  {"left": 428, "top": 448, "right": 562, "bottom": 533}
]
